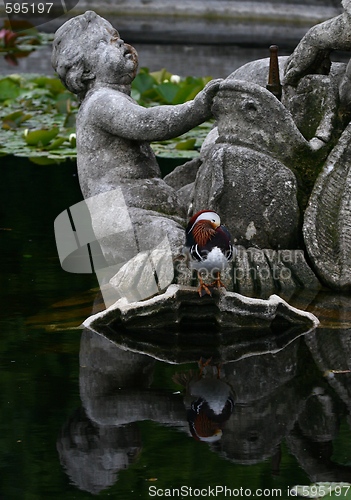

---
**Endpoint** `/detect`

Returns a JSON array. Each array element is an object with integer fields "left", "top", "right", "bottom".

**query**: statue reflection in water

[{"left": 56, "top": 321, "right": 351, "bottom": 495}]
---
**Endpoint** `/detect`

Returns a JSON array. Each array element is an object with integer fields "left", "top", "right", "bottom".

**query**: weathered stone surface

[
  {"left": 174, "top": 247, "right": 321, "bottom": 296},
  {"left": 303, "top": 123, "right": 351, "bottom": 290},
  {"left": 109, "top": 233, "right": 175, "bottom": 302},
  {"left": 279, "top": 0, "right": 351, "bottom": 291},
  {"left": 177, "top": 183, "right": 194, "bottom": 211},
  {"left": 283, "top": 72, "right": 343, "bottom": 143},
  {"left": 283, "top": 0, "right": 351, "bottom": 88},
  {"left": 192, "top": 142, "right": 300, "bottom": 249},
  {"left": 163, "top": 157, "right": 201, "bottom": 211},
  {"left": 190, "top": 78, "right": 316, "bottom": 249},
  {"left": 228, "top": 58, "right": 349, "bottom": 200},
  {"left": 163, "top": 157, "right": 201, "bottom": 191},
  {"left": 84, "top": 284, "right": 319, "bottom": 333},
  {"left": 212, "top": 79, "right": 312, "bottom": 170}
]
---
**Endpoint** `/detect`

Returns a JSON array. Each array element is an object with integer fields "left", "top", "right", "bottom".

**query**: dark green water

[{"left": 0, "top": 157, "right": 351, "bottom": 499}]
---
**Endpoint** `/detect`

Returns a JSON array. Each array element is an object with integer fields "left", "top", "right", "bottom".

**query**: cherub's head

[{"left": 51, "top": 11, "right": 138, "bottom": 100}]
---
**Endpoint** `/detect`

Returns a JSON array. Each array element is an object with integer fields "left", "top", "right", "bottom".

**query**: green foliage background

[{"left": 0, "top": 69, "right": 213, "bottom": 164}]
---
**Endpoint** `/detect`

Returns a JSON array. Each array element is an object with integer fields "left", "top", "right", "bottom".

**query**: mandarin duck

[
  {"left": 173, "top": 358, "right": 235, "bottom": 442},
  {"left": 185, "top": 210, "right": 234, "bottom": 296}
]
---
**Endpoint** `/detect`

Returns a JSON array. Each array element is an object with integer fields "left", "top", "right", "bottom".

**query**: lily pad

[
  {"left": 155, "top": 82, "right": 180, "bottom": 104},
  {"left": 175, "top": 138, "right": 197, "bottom": 150},
  {"left": 24, "top": 127, "right": 59, "bottom": 147},
  {"left": 2, "top": 110, "right": 32, "bottom": 129},
  {"left": 0, "top": 77, "right": 21, "bottom": 100}
]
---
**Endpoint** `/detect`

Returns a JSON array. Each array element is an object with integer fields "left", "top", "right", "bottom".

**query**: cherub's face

[{"left": 91, "top": 22, "right": 138, "bottom": 85}]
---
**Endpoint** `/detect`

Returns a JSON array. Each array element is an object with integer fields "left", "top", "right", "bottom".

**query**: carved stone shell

[{"left": 303, "top": 122, "right": 351, "bottom": 290}]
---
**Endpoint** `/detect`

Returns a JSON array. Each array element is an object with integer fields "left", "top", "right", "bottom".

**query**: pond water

[{"left": 0, "top": 157, "right": 351, "bottom": 499}]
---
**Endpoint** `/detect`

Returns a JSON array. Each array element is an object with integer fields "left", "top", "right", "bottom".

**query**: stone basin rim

[{"left": 83, "top": 284, "right": 320, "bottom": 331}]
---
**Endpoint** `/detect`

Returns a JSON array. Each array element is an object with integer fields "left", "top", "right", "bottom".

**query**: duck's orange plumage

[{"left": 185, "top": 210, "right": 234, "bottom": 296}]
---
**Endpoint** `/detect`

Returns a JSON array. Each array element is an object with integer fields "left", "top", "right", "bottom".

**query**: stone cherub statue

[
  {"left": 51, "top": 10, "right": 221, "bottom": 247},
  {"left": 51, "top": 10, "right": 222, "bottom": 302}
]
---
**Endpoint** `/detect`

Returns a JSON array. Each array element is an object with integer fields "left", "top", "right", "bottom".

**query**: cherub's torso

[{"left": 76, "top": 88, "right": 161, "bottom": 198}]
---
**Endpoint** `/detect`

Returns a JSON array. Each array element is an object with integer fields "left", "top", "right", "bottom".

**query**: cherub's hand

[
  {"left": 194, "top": 78, "right": 223, "bottom": 117},
  {"left": 284, "top": 43, "right": 321, "bottom": 86}
]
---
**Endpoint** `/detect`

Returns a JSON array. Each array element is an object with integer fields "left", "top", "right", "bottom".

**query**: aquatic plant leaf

[
  {"left": 45, "top": 137, "right": 66, "bottom": 150},
  {"left": 33, "top": 76, "right": 66, "bottom": 94},
  {"left": 150, "top": 68, "right": 172, "bottom": 84},
  {"left": 132, "top": 70, "right": 157, "bottom": 95},
  {"left": 0, "top": 78, "right": 21, "bottom": 100},
  {"left": 156, "top": 82, "right": 179, "bottom": 104},
  {"left": 131, "top": 88, "right": 140, "bottom": 102},
  {"left": 63, "top": 112, "right": 76, "bottom": 128},
  {"left": 2, "top": 110, "right": 32, "bottom": 129},
  {"left": 138, "top": 87, "right": 160, "bottom": 104},
  {"left": 175, "top": 138, "right": 196, "bottom": 150},
  {"left": 24, "top": 127, "right": 59, "bottom": 146},
  {"left": 173, "top": 84, "right": 203, "bottom": 104}
]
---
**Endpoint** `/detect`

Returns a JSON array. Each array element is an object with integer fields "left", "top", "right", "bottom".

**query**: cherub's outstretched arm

[
  {"left": 91, "top": 79, "right": 222, "bottom": 141},
  {"left": 284, "top": 12, "right": 351, "bottom": 86}
]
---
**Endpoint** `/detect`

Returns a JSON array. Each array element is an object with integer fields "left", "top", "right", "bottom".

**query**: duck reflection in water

[{"left": 173, "top": 357, "right": 236, "bottom": 442}]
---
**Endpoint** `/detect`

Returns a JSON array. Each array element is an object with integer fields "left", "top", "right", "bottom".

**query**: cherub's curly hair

[{"left": 51, "top": 11, "right": 113, "bottom": 101}]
